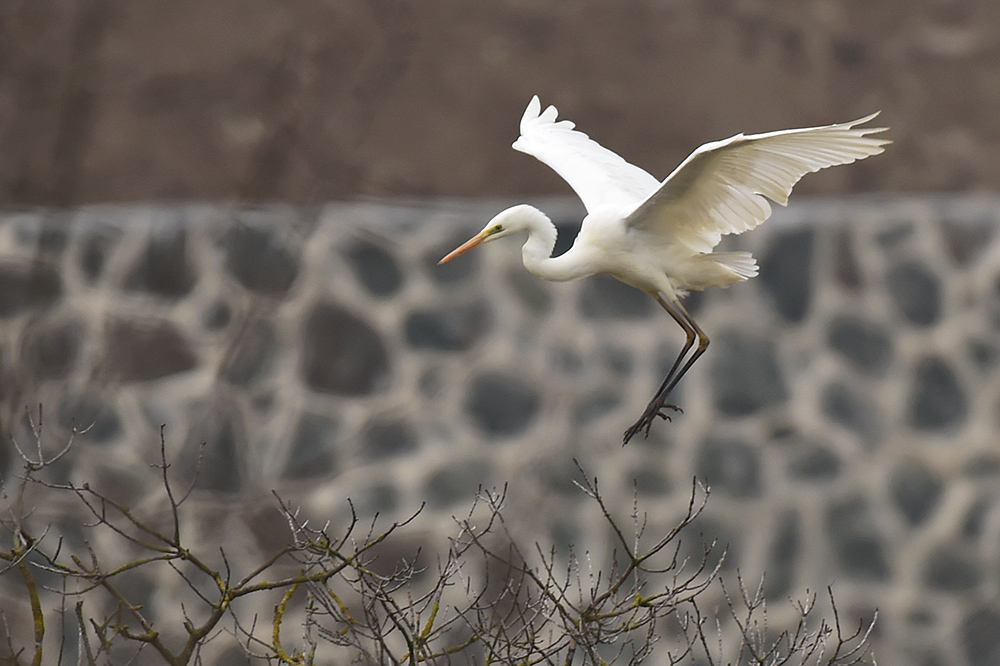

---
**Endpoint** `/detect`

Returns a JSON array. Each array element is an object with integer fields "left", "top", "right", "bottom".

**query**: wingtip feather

[
  {"left": 843, "top": 111, "right": 890, "bottom": 134},
  {"left": 851, "top": 110, "right": 880, "bottom": 124},
  {"left": 521, "top": 95, "right": 542, "bottom": 129}
]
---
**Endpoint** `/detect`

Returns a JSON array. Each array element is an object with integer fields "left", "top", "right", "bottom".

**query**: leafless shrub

[{"left": 0, "top": 407, "right": 876, "bottom": 666}]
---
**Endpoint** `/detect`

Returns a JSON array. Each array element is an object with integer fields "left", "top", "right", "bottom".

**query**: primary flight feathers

[{"left": 513, "top": 95, "right": 890, "bottom": 253}]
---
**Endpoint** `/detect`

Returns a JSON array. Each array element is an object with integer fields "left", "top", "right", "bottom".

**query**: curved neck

[
  {"left": 517, "top": 207, "right": 596, "bottom": 282},
  {"left": 519, "top": 209, "right": 557, "bottom": 275}
]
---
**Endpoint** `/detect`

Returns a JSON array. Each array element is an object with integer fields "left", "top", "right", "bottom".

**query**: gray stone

[
  {"left": 284, "top": 412, "right": 338, "bottom": 479},
  {"left": 423, "top": 458, "right": 492, "bottom": 509},
  {"left": 221, "top": 319, "right": 276, "bottom": 386},
  {"left": 417, "top": 367, "right": 444, "bottom": 399},
  {"left": 628, "top": 468, "right": 670, "bottom": 496},
  {"left": 301, "top": 303, "right": 389, "bottom": 396},
  {"left": 684, "top": 515, "right": 738, "bottom": 572},
  {"left": 93, "top": 466, "right": 147, "bottom": 507},
  {"left": 20, "top": 318, "right": 83, "bottom": 380},
  {"left": 201, "top": 300, "right": 232, "bottom": 330},
  {"left": 534, "top": 456, "right": 591, "bottom": 497},
  {"left": 465, "top": 372, "right": 540, "bottom": 437},
  {"left": 549, "top": 521, "right": 581, "bottom": 561},
  {"left": 550, "top": 345, "right": 584, "bottom": 375},
  {"left": 579, "top": 274, "right": 652, "bottom": 319},
  {"left": 602, "top": 346, "right": 633, "bottom": 375},
  {"left": 825, "top": 497, "right": 891, "bottom": 580},
  {"left": 20, "top": 216, "right": 70, "bottom": 256},
  {"left": 58, "top": 394, "right": 121, "bottom": 444},
  {"left": 361, "top": 536, "right": 431, "bottom": 582},
  {"left": 763, "top": 510, "right": 799, "bottom": 600},
  {"left": 123, "top": 225, "right": 196, "bottom": 297},
  {"left": 697, "top": 437, "right": 760, "bottom": 498},
  {"left": 906, "top": 607, "right": 937, "bottom": 629},
  {"left": 820, "top": 381, "right": 881, "bottom": 444},
  {"left": 363, "top": 419, "right": 419, "bottom": 460},
  {"left": 990, "top": 278, "right": 1000, "bottom": 332},
  {"left": 182, "top": 405, "right": 244, "bottom": 492},
  {"left": 962, "top": 499, "right": 989, "bottom": 538},
  {"left": 247, "top": 504, "right": 294, "bottom": 554},
  {"left": 907, "top": 357, "right": 967, "bottom": 431},
  {"left": 759, "top": 228, "right": 814, "bottom": 321},
  {"left": 710, "top": 331, "right": 788, "bottom": 416},
  {"left": 251, "top": 392, "right": 275, "bottom": 414},
  {"left": 79, "top": 225, "right": 122, "bottom": 282},
  {"left": 888, "top": 261, "right": 941, "bottom": 326},
  {"left": 223, "top": 224, "right": 299, "bottom": 294},
  {"left": 404, "top": 301, "right": 491, "bottom": 351},
  {"left": 343, "top": 239, "right": 403, "bottom": 297},
  {"left": 924, "top": 545, "right": 980, "bottom": 591},
  {"left": 962, "top": 607, "right": 1000, "bottom": 666},
  {"left": 914, "top": 653, "right": 945, "bottom": 666},
  {"left": 833, "top": 228, "right": 863, "bottom": 290},
  {"left": 506, "top": 267, "right": 551, "bottom": 313},
  {"left": 875, "top": 221, "right": 915, "bottom": 248},
  {"left": 106, "top": 319, "right": 198, "bottom": 381},
  {"left": 0, "top": 261, "right": 61, "bottom": 316},
  {"left": 964, "top": 455, "right": 1000, "bottom": 478},
  {"left": 942, "top": 216, "right": 994, "bottom": 266},
  {"left": 215, "top": 647, "right": 257, "bottom": 666},
  {"left": 890, "top": 459, "right": 943, "bottom": 526},
  {"left": 768, "top": 423, "right": 797, "bottom": 440},
  {"left": 573, "top": 390, "right": 621, "bottom": 424},
  {"left": 967, "top": 339, "right": 999, "bottom": 372},
  {"left": 351, "top": 482, "right": 400, "bottom": 517},
  {"left": 787, "top": 444, "right": 841, "bottom": 481},
  {"left": 826, "top": 315, "right": 893, "bottom": 376}
]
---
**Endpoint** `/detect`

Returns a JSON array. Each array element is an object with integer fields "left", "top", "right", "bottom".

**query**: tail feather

[{"left": 711, "top": 251, "right": 758, "bottom": 280}]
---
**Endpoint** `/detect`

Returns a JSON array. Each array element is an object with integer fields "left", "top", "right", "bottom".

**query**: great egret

[{"left": 441, "top": 96, "right": 889, "bottom": 445}]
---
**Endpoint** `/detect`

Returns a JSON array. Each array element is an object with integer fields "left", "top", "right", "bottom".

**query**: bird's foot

[{"left": 622, "top": 402, "right": 682, "bottom": 446}]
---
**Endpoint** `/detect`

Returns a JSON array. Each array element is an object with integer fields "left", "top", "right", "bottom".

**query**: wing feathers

[
  {"left": 626, "top": 113, "right": 889, "bottom": 252},
  {"left": 511, "top": 98, "right": 888, "bottom": 253},
  {"left": 513, "top": 96, "right": 660, "bottom": 213}
]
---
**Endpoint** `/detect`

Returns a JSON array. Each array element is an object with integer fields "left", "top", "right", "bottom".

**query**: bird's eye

[{"left": 492, "top": 225, "right": 503, "bottom": 234}]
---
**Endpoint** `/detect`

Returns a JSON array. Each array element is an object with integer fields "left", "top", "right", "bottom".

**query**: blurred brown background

[{"left": 1, "top": 0, "right": 997, "bottom": 206}]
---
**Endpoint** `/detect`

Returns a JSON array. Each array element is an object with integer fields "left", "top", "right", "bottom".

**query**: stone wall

[{"left": 2, "top": 198, "right": 1000, "bottom": 665}]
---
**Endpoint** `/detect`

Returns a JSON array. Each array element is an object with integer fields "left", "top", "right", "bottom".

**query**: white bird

[{"left": 440, "top": 96, "right": 889, "bottom": 445}]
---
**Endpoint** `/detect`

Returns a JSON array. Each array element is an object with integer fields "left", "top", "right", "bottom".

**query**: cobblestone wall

[{"left": 2, "top": 198, "right": 1000, "bottom": 665}]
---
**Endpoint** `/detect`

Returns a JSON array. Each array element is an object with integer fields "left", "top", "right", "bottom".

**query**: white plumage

[{"left": 441, "top": 96, "right": 889, "bottom": 444}]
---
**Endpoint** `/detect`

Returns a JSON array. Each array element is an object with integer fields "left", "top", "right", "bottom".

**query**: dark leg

[
  {"left": 622, "top": 296, "right": 709, "bottom": 445},
  {"left": 645, "top": 295, "right": 696, "bottom": 406}
]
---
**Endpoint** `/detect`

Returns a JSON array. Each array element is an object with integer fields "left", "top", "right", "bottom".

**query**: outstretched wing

[
  {"left": 513, "top": 96, "right": 660, "bottom": 214},
  {"left": 626, "top": 114, "right": 890, "bottom": 253}
]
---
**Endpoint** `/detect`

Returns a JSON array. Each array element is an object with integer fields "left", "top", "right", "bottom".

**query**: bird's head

[{"left": 438, "top": 205, "right": 541, "bottom": 264}]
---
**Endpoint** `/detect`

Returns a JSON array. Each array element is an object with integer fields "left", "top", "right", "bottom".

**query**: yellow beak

[{"left": 439, "top": 230, "right": 489, "bottom": 264}]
